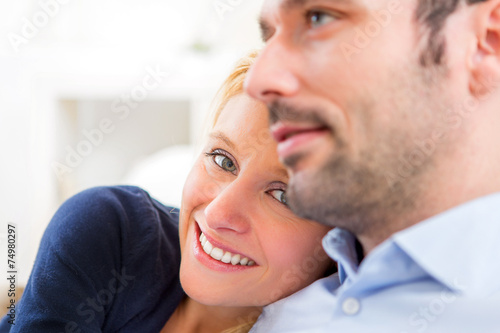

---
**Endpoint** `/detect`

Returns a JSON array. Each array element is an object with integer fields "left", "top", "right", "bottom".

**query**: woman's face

[{"left": 179, "top": 94, "right": 332, "bottom": 307}]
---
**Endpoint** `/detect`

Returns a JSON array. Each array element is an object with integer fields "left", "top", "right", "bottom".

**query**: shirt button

[{"left": 342, "top": 297, "right": 361, "bottom": 315}]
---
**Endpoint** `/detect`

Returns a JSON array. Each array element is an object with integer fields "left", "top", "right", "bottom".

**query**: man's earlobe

[{"left": 469, "top": 0, "right": 500, "bottom": 97}]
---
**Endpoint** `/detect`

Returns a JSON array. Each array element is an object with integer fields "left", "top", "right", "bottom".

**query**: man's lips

[
  {"left": 271, "top": 123, "right": 329, "bottom": 143},
  {"left": 271, "top": 123, "right": 329, "bottom": 160}
]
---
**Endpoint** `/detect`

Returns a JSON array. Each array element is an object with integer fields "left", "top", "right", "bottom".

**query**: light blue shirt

[{"left": 250, "top": 192, "right": 500, "bottom": 332}]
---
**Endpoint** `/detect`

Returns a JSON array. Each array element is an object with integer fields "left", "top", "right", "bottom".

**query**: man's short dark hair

[{"left": 416, "top": 0, "right": 489, "bottom": 66}]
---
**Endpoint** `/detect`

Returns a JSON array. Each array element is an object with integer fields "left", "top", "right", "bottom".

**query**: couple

[
  {"left": 1, "top": 52, "right": 332, "bottom": 332},
  {"left": 5, "top": 0, "right": 500, "bottom": 331}
]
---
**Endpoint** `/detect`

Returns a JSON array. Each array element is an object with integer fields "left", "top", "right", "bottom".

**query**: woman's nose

[{"left": 204, "top": 179, "right": 253, "bottom": 235}]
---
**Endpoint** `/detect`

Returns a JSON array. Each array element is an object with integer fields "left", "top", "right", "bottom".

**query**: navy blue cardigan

[{"left": 0, "top": 186, "right": 184, "bottom": 332}]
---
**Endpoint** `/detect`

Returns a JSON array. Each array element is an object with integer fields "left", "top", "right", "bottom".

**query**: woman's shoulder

[
  {"left": 58, "top": 185, "right": 179, "bottom": 223},
  {"left": 46, "top": 185, "right": 181, "bottom": 269},
  {"left": 50, "top": 185, "right": 179, "bottom": 241},
  {"left": 10, "top": 186, "right": 184, "bottom": 332}
]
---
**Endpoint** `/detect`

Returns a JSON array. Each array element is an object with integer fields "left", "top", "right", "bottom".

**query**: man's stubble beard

[
  {"left": 282, "top": 65, "right": 449, "bottom": 238},
  {"left": 286, "top": 140, "right": 420, "bottom": 237}
]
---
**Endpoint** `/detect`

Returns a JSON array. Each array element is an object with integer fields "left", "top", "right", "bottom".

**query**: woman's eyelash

[
  {"left": 267, "top": 182, "right": 289, "bottom": 207},
  {"left": 205, "top": 148, "right": 231, "bottom": 160},
  {"left": 269, "top": 189, "right": 288, "bottom": 207},
  {"left": 205, "top": 149, "right": 238, "bottom": 174}
]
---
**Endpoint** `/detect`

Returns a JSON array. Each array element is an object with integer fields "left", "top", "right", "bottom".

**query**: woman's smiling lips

[
  {"left": 271, "top": 122, "right": 330, "bottom": 161},
  {"left": 193, "top": 222, "right": 257, "bottom": 272}
]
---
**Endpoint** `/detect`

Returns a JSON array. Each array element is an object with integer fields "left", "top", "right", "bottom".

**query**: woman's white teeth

[
  {"left": 202, "top": 240, "right": 212, "bottom": 255},
  {"left": 199, "top": 233, "right": 254, "bottom": 266},
  {"left": 221, "top": 252, "right": 232, "bottom": 263},
  {"left": 230, "top": 254, "right": 240, "bottom": 265},
  {"left": 210, "top": 248, "right": 223, "bottom": 261}
]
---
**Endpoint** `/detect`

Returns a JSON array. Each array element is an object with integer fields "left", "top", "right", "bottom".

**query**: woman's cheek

[
  {"left": 273, "top": 230, "right": 330, "bottom": 280},
  {"left": 181, "top": 160, "right": 222, "bottom": 214}
]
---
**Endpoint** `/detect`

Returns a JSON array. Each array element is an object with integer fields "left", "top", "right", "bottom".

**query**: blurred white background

[{"left": 0, "top": 0, "right": 264, "bottom": 292}]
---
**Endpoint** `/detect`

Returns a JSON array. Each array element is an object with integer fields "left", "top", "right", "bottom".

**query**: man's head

[{"left": 245, "top": 0, "right": 500, "bottom": 251}]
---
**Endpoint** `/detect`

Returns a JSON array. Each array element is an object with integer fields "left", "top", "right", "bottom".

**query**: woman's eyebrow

[
  {"left": 209, "top": 131, "right": 237, "bottom": 151},
  {"left": 272, "top": 168, "right": 289, "bottom": 180},
  {"left": 209, "top": 131, "right": 289, "bottom": 180}
]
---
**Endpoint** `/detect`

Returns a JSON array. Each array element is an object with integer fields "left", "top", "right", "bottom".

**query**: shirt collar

[
  {"left": 323, "top": 192, "right": 500, "bottom": 296},
  {"left": 322, "top": 228, "right": 359, "bottom": 284},
  {"left": 393, "top": 191, "right": 500, "bottom": 296}
]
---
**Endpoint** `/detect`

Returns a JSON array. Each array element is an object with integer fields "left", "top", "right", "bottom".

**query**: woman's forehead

[{"left": 213, "top": 94, "right": 270, "bottom": 138}]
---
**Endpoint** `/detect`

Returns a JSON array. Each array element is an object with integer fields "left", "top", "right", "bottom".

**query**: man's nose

[
  {"left": 244, "top": 38, "right": 300, "bottom": 104},
  {"left": 204, "top": 179, "right": 253, "bottom": 235}
]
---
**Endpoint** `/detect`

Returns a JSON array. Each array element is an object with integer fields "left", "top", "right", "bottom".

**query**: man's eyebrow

[
  {"left": 281, "top": 0, "right": 353, "bottom": 10},
  {"left": 209, "top": 131, "right": 237, "bottom": 151}
]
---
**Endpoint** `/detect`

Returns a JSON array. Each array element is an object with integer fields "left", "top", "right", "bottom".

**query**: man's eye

[
  {"left": 307, "top": 11, "right": 337, "bottom": 29},
  {"left": 269, "top": 189, "right": 288, "bottom": 206},
  {"left": 214, "top": 155, "right": 237, "bottom": 173}
]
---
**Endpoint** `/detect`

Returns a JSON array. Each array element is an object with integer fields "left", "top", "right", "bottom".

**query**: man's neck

[{"left": 357, "top": 120, "right": 500, "bottom": 256}]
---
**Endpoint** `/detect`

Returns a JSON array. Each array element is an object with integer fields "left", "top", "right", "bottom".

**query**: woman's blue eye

[
  {"left": 269, "top": 189, "right": 288, "bottom": 206},
  {"left": 214, "top": 154, "right": 236, "bottom": 173},
  {"left": 307, "top": 11, "right": 337, "bottom": 29}
]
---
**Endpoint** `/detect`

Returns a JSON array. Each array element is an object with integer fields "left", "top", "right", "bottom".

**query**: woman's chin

[{"left": 179, "top": 272, "right": 262, "bottom": 307}]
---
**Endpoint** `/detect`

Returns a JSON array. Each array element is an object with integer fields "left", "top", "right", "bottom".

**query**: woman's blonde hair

[
  {"left": 221, "top": 321, "right": 257, "bottom": 333},
  {"left": 207, "top": 50, "right": 260, "bottom": 130}
]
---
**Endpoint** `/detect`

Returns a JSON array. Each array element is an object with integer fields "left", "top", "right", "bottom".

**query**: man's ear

[{"left": 469, "top": 0, "right": 500, "bottom": 98}]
